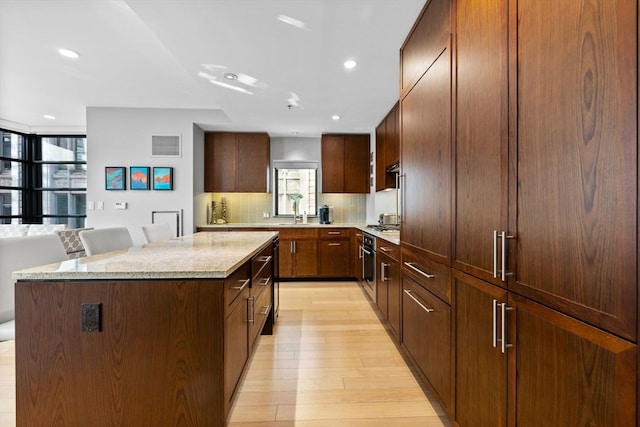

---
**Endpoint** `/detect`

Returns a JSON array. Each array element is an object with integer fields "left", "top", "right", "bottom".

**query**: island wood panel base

[{"left": 15, "top": 279, "right": 227, "bottom": 427}]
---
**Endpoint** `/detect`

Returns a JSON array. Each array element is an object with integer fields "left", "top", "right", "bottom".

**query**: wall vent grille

[{"left": 152, "top": 135, "right": 181, "bottom": 157}]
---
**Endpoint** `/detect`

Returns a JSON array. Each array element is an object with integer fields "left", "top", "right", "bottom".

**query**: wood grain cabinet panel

[
  {"left": 204, "top": 132, "right": 270, "bottom": 192},
  {"left": 321, "top": 134, "right": 370, "bottom": 193},
  {"left": 513, "top": 0, "right": 637, "bottom": 340},
  {"left": 375, "top": 102, "right": 399, "bottom": 192}
]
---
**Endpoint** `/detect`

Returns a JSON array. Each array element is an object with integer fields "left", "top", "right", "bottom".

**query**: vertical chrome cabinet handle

[
  {"left": 381, "top": 262, "right": 389, "bottom": 281},
  {"left": 493, "top": 230, "right": 498, "bottom": 278},
  {"left": 500, "top": 302, "right": 513, "bottom": 353},
  {"left": 399, "top": 174, "right": 406, "bottom": 224},
  {"left": 247, "top": 296, "right": 256, "bottom": 324},
  {"left": 492, "top": 299, "right": 498, "bottom": 348},
  {"left": 501, "top": 231, "right": 507, "bottom": 282}
]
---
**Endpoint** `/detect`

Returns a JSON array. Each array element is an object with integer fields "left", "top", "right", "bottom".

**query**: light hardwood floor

[{"left": 0, "top": 281, "right": 450, "bottom": 426}]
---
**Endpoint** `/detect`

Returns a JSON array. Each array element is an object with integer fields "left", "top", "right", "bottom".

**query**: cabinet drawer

[
  {"left": 377, "top": 241, "right": 399, "bottom": 262},
  {"left": 401, "top": 246, "right": 451, "bottom": 304},
  {"left": 318, "top": 228, "right": 349, "bottom": 239},
  {"left": 277, "top": 228, "right": 318, "bottom": 239},
  {"left": 225, "top": 262, "right": 251, "bottom": 317},
  {"left": 252, "top": 243, "right": 273, "bottom": 281}
]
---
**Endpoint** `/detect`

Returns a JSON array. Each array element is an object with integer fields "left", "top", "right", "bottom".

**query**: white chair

[
  {"left": 141, "top": 223, "right": 174, "bottom": 243},
  {"left": 0, "top": 234, "right": 68, "bottom": 341},
  {"left": 79, "top": 227, "right": 134, "bottom": 256}
]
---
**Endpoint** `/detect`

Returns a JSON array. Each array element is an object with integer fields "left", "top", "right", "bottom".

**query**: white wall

[{"left": 86, "top": 107, "right": 219, "bottom": 245}]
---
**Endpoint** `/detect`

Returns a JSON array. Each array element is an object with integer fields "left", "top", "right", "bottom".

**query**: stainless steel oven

[{"left": 362, "top": 232, "right": 376, "bottom": 302}]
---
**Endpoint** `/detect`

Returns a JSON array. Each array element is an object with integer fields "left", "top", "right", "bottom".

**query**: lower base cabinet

[
  {"left": 454, "top": 270, "right": 637, "bottom": 427},
  {"left": 401, "top": 273, "right": 452, "bottom": 416}
]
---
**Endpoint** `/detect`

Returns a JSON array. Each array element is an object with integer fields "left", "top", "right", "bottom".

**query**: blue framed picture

[
  {"left": 130, "top": 166, "right": 150, "bottom": 190},
  {"left": 153, "top": 167, "right": 173, "bottom": 190},
  {"left": 105, "top": 167, "right": 126, "bottom": 190}
]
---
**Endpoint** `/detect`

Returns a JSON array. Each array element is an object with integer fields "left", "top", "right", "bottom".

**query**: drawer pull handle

[
  {"left": 328, "top": 242, "right": 341, "bottom": 246},
  {"left": 404, "top": 289, "right": 435, "bottom": 313},
  {"left": 379, "top": 246, "right": 391, "bottom": 252},
  {"left": 232, "top": 279, "right": 250, "bottom": 291},
  {"left": 328, "top": 231, "right": 341, "bottom": 235},
  {"left": 261, "top": 277, "right": 271, "bottom": 287},
  {"left": 260, "top": 304, "right": 271, "bottom": 316},
  {"left": 257, "top": 255, "right": 272, "bottom": 263},
  {"left": 403, "top": 262, "right": 435, "bottom": 279}
]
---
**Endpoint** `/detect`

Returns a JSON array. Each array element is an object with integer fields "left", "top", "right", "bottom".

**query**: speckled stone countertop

[
  {"left": 197, "top": 223, "right": 400, "bottom": 245},
  {"left": 13, "top": 231, "right": 278, "bottom": 281}
]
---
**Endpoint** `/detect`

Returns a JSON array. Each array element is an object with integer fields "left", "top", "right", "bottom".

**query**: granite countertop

[
  {"left": 13, "top": 231, "right": 278, "bottom": 281},
  {"left": 197, "top": 223, "right": 400, "bottom": 245}
]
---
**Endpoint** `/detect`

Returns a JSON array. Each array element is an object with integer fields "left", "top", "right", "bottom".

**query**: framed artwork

[
  {"left": 153, "top": 167, "right": 173, "bottom": 190},
  {"left": 105, "top": 167, "right": 126, "bottom": 190},
  {"left": 130, "top": 166, "right": 150, "bottom": 190}
]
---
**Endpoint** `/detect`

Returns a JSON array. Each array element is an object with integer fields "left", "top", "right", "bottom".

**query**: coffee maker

[{"left": 319, "top": 205, "right": 333, "bottom": 224}]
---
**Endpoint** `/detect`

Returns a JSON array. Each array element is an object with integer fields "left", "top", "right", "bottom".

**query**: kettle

[{"left": 319, "top": 205, "right": 333, "bottom": 224}]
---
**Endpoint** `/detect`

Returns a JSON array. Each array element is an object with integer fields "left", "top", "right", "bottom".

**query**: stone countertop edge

[
  {"left": 197, "top": 223, "right": 400, "bottom": 245},
  {"left": 13, "top": 231, "right": 278, "bottom": 282}
]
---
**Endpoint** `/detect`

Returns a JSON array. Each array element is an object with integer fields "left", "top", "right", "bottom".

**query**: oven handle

[{"left": 362, "top": 247, "right": 373, "bottom": 256}]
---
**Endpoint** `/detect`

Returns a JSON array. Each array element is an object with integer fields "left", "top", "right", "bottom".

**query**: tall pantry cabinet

[{"left": 399, "top": 0, "right": 638, "bottom": 425}]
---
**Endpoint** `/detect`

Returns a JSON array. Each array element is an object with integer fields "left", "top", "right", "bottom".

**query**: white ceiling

[{"left": 0, "top": 0, "right": 425, "bottom": 137}]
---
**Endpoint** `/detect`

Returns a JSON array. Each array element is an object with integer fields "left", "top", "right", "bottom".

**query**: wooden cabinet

[
  {"left": 511, "top": 0, "right": 637, "bottom": 341},
  {"left": 376, "top": 239, "right": 400, "bottom": 340},
  {"left": 353, "top": 229, "right": 363, "bottom": 282},
  {"left": 453, "top": 0, "right": 508, "bottom": 286},
  {"left": 321, "top": 134, "right": 370, "bottom": 193},
  {"left": 375, "top": 102, "right": 399, "bottom": 192},
  {"left": 204, "top": 132, "right": 270, "bottom": 192},
  {"left": 317, "top": 228, "right": 351, "bottom": 277},
  {"left": 400, "top": 33, "right": 452, "bottom": 266},
  {"left": 249, "top": 243, "right": 273, "bottom": 352},
  {"left": 402, "top": 273, "right": 452, "bottom": 416},
  {"left": 454, "top": 269, "right": 636, "bottom": 427},
  {"left": 278, "top": 228, "right": 318, "bottom": 278}
]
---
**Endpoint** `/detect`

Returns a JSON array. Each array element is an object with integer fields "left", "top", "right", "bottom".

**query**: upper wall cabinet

[
  {"left": 204, "top": 132, "right": 270, "bottom": 192},
  {"left": 321, "top": 134, "right": 370, "bottom": 194},
  {"left": 375, "top": 102, "right": 399, "bottom": 192}
]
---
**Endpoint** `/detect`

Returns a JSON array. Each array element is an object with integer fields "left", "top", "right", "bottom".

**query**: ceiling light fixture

[
  {"left": 277, "top": 14, "right": 309, "bottom": 30},
  {"left": 58, "top": 48, "right": 79, "bottom": 59},
  {"left": 224, "top": 73, "right": 238, "bottom": 80},
  {"left": 331, "top": 115, "right": 341, "bottom": 120},
  {"left": 343, "top": 59, "right": 357, "bottom": 70},
  {"left": 43, "top": 114, "right": 56, "bottom": 120}
]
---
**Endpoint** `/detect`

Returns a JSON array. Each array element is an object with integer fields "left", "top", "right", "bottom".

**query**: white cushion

[
  {"left": 141, "top": 223, "right": 174, "bottom": 243},
  {"left": 0, "top": 224, "right": 29, "bottom": 238},
  {"left": 79, "top": 227, "right": 134, "bottom": 256},
  {"left": 0, "top": 234, "right": 68, "bottom": 326},
  {"left": 0, "top": 320, "right": 15, "bottom": 341},
  {"left": 26, "top": 224, "right": 67, "bottom": 235}
]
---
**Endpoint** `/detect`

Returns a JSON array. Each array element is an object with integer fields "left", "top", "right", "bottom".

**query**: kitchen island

[{"left": 13, "top": 231, "right": 277, "bottom": 427}]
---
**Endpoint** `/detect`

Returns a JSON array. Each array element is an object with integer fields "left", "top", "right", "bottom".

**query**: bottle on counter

[{"left": 303, "top": 211, "right": 308, "bottom": 224}]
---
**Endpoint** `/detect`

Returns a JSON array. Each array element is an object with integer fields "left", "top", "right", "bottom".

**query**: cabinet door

[
  {"left": 454, "top": 0, "right": 508, "bottom": 284},
  {"left": 236, "top": 133, "right": 269, "bottom": 192},
  {"left": 375, "top": 117, "right": 387, "bottom": 192},
  {"left": 293, "top": 239, "right": 318, "bottom": 278},
  {"left": 385, "top": 102, "right": 399, "bottom": 170},
  {"left": 454, "top": 270, "right": 507, "bottom": 427},
  {"left": 402, "top": 274, "right": 452, "bottom": 414},
  {"left": 321, "top": 135, "right": 345, "bottom": 193},
  {"left": 513, "top": 0, "right": 637, "bottom": 339},
  {"left": 279, "top": 239, "right": 294, "bottom": 279},
  {"left": 386, "top": 257, "right": 401, "bottom": 340},
  {"left": 318, "top": 239, "right": 350, "bottom": 277},
  {"left": 344, "top": 134, "right": 369, "bottom": 193},
  {"left": 400, "top": 43, "right": 452, "bottom": 265},
  {"left": 224, "top": 297, "right": 248, "bottom": 415},
  {"left": 376, "top": 252, "right": 389, "bottom": 317},
  {"left": 205, "top": 133, "right": 237, "bottom": 192},
  {"left": 509, "top": 293, "right": 636, "bottom": 427}
]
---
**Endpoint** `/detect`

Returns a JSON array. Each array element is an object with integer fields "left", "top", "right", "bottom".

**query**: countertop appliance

[
  {"left": 379, "top": 213, "right": 398, "bottom": 225},
  {"left": 319, "top": 205, "right": 333, "bottom": 224},
  {"left": 361, "top": 232, "right": 376, "bottom": 302}
]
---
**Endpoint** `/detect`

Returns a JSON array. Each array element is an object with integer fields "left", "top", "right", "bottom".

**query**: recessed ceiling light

[
  {"left": 58, "top": 48, "right": 79, "bottom": 59},
  {"left": 43, "top": 114, "right": 56, "bottom": 120},
  {"left": 343, "top": 59, "right": 357, "bottom": 69},
  {"left": 224, "top": 73, "right": 238, "bottom": 80},
  {"left": 291, "top": 131, "right": 299, "bottom": 135},
  {"left": 332, "top": 115, "right": 341, "bottom": 120}
]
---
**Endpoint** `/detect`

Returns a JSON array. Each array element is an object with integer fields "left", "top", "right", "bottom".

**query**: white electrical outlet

[
  {"left": 96, "top": 201, "right": 104, "bottom": 210},
  {"left": 115, "top": 202, "right": 127, "bottom": 210}
]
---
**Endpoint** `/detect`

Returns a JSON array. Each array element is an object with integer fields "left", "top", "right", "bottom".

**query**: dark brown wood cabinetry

[
  {"left": 278, "top": 228, "right": 318, "bottom": 279},
  {"left": 317, "top": 228, "right": 351, "bottom": 277},
  {"left": 376, "top": 239, "right": 400, "bottom": 340},
  {"left": 321, "top": 134, "right": 370, "bottom": 193},
  {"left": 204, "top": 132, "right": 270, "bottom": 192},
  {"left": 375, "top": 102, "right": 399, "bottom": 192}
]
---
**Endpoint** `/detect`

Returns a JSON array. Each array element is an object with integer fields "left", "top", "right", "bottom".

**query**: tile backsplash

[{"left": 206, "top": 193, "right": 366, "bottom": 224}]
